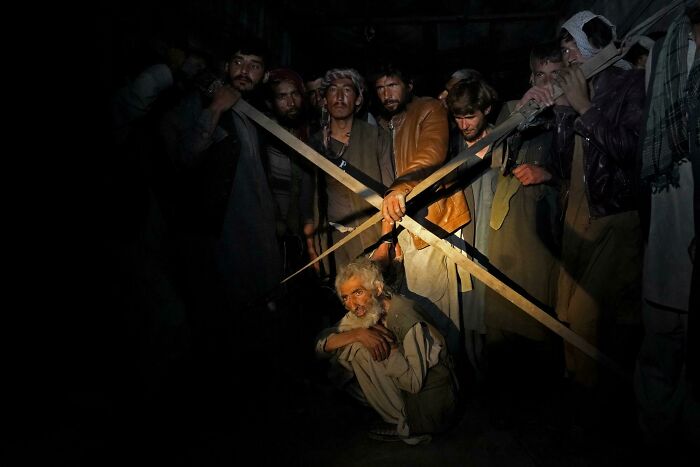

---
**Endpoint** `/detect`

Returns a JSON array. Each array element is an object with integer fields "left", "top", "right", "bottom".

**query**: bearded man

[
  {"left": 263, "top": 68, "right": 317, "bottom": 275},
  {"left": 310, "top": 68, "right": 394, "bottom": 274},
  {"left": 443, "top": 75, "right": 500, "bottom": 377},
  {"left": 315, "top": 257, "right": 458, "bottom": 445},
  {"left": 370, "top": 63, "right": 470, "bottom": 358}
]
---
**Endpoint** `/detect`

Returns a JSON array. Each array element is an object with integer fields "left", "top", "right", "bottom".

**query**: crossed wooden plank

[
  {"left": 235, "top": 50, "right": 627, "bottom": 378},
  {"left": 237, "top": 0, "right": 686, "bottom": 380},
  {"left": 233, "top": 4, "right": 700, "bottom": 380}
]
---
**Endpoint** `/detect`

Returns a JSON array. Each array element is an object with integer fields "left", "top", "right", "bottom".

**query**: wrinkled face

[
  {"left": 560, "top": 39, "right": 584, "bottom": 66},
  {"left": 531, "top": 60, "right": 564, "bottom": 89},
  {"left": 453, "top": 109, "right": 489, "bottom": 142},
  {"left": 325, "top": 77, "right": 360, "bottom": 120},
  {"left": 375, "top": 75, "right": 411, "bottom": 114},
  {"left": 305, "top": 78, "right": 323, "bottom": 111},
  {"left": 271, "top": 80, "right": 303, "bottom": 122},
  {"left": 228, "top": 52, "right": 265, "bottom": 92},
  {"left": 339, "top": 275, "right": 377, "bottom": 318}
]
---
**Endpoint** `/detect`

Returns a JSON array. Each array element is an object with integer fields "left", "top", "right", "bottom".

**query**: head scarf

[
  {"left": 267, "top": 68, "right": 305, "bottom": 95},
  {"left": 561, "top": 10, "right": 617, "bottom": 59}
]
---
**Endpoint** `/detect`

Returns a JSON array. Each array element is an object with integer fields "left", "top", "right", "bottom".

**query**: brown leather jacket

[{"left": 382, "top": 97, "right": 470, "bottom": 249}]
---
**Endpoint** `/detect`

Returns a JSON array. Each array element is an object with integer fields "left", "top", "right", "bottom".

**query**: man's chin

[
  {"left": 382, "top": 102, "right": 407, "bottom": 118},
  {"left": 464, "top": 130, "right": 486, "bottom": 142},
  {"left": 233, "top": 81, "right": 253, "bottom": 92},
  {"left": 278, "top": 115, "right": 302, "bottom": 128},
  {"left": 353, "top": 307, "right": 381, "bottom": 327}
]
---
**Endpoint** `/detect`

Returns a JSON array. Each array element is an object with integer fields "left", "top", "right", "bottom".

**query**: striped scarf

[{"left": 641, "top": 12, "right": 697, "bottom": 191}]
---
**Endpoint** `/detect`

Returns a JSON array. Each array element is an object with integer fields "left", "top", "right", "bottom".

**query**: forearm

[
  {"left": 323, "top": 329, "right": 361, "bottom": 353},
  {"left": 303, "top": 222, "right": 317, "bottom": 252},
  {"left": 179, "top": 108, "right": 226, "bottom": 167}
]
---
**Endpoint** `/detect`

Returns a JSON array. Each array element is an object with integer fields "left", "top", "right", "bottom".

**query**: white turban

[{"left": 561, "top": 10, "right": 617, "bottom": 59}]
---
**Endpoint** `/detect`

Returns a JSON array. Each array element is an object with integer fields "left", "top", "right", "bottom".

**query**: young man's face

[
  {"left": 560, "top": 39, "right": 584, "bottom": 66},
  {"left": 271, "top": 80, "right": 303, "bottom": 123},
  {"left": 531, "top": 59, "right": 563, "bottom": 89},
  {"left": 375, "top": 75, "right": 411, "bottom": 115},
  {"left": 325, "top": 78, "right": 360, "bottom": 120},
  {"left": 453, "top": 109, "right": 489, "bottom": 143},
  {"left": 228, "top": 52, "right": 265, "bottom": 92}
]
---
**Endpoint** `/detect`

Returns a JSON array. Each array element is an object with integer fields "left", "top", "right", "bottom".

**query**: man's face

[
  {"left": 560, "top": 39, "right": 584, "bottom": 66},
  {"left": 453, "top": 109, "right": 489, "bottom": 142},
  {"left": 325, "top": 78, "right": 359, "bottom": 120},
  {"left": 271, "top": 80, "right": 303, "bottom": 123},
  {"left": 339, "top": 275, "right": 379, "bottom": 319},
  {"left": 531, "top": 59, "right": 563, "bottom": 89},
  {"left": 375, "top": 75, "right": 411, "bottom": 115},
  {"left": 305, "top": 78, "right": 323, "bottom": 112},
  {"left": 228, "top": 52, "right": 265, "bottom": 92}
]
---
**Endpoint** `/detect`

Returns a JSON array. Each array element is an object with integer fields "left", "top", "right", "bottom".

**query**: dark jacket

[{"left": 552, "top": 67, "right": 645, "bottom": 218}]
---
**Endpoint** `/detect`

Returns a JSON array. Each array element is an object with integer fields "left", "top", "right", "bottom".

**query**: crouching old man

[{"left": 315, "top": 257, "right": 459, "bottom": 445}]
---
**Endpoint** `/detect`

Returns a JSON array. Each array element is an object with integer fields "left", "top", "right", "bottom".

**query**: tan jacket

[{"left": 385, "top": 97, "right": 470, "bottom": 249}]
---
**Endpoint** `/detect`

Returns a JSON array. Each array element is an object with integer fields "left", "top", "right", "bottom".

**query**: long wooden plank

[{"left": 237, "top": 99, "right": 626, "bottom": 378}]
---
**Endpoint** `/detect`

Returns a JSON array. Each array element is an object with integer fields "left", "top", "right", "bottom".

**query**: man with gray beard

[{"left": 315, "top": 257, "right": 458, "bottom": 445}]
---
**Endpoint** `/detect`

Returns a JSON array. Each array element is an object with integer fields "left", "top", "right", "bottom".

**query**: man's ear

[
  {"left": 263, "top": 71, "right": 270, "bottom": 84},
  {"left": 355, "top": 94, "right": 363, "bottom": 108},
  {"left": 407, "top": 81, "right": 414, "bottom": 93},
  {"left": 484, "top": 105, "right": 492, "bottom": 115},
  {"left": 529, "top": 74, "right": 534, "bottom": 86}
]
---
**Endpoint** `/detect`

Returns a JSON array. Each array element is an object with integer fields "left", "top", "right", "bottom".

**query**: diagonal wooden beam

[{"left": 236, "top": 98, "right": 627, "bottom": 379}]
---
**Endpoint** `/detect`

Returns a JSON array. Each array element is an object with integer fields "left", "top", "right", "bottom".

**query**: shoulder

[
  {"left": 408, "top": 97, "right": 448, "bottom": 126},
  {"left": 352, "top": 118, "right": 371, "bottom": 133},
  {"left": 496, "top": 100, "right": 519, "bottom": 124},
  {"left": 353, "top": 117, "right": 389, "bottom": 141},
  {"left": 410, "top": 96, "right": 445, "bottom": 114},
  {"left": 598, "top": 67, "right": 644, "bottom": 93},
  {"left": 390, "top": 294, "right": 417, "bottom": 312}
]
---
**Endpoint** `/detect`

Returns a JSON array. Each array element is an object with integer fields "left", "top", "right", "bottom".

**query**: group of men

[
  {"left": 312, "top": 8, "right": 698, "bottom": 448},
  {"left": 121, "top": 5, "right": 698, "bottom": 452}
]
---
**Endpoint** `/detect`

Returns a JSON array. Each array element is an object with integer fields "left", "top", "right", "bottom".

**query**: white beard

[{"left": 337, "top": 297, "right": 384, "bottom": 332}]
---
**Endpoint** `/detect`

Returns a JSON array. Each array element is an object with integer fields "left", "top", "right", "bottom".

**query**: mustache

[
  {"left": 232, "top": 74, "right": 253, "bottom": 84},
  {"left": 383, "top": 99, "right": 400, "bottom": 106}
]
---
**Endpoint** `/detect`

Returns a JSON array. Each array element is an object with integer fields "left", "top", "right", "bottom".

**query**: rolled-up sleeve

[{"left": 314, "top": 326, "right": 338, "bottom": 359}]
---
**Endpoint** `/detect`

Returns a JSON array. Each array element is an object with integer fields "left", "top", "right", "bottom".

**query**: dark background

[{"left": 95, "top": 0, "right": 669, "bottom": 103}]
